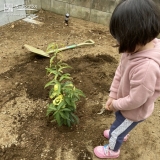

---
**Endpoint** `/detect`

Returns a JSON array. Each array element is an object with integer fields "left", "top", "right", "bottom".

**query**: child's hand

[
  {"left": 106, "top": 103, "right": 115, "bottom": 111},
  {"left": 105, "top": 97, "right": 115, "bottom": 111}
]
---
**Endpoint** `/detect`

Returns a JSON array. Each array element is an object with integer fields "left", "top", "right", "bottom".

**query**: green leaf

[
  {"left": 59, "top": 74, "right": 72, "bottom": 81},
  {"left": 46, "top": 68, "right": 58, "bottom": 75},
  {"left": 57, "top": 82, "right": 61, "bottom": 94},
  {"left": 57, "top": 62, "right": 70, "bottom": 67},
  {"left": 46, "top": 103, "right": 57, "bottom": 116},
  {"left": 49, "top": 54, "right": 56, "bottom": 62},
  {"left": 69, "top": 116, "right": 75, "bottom": 123},
  {"left": 63, "top": 81, "right": 73, "bottom": 86},
  {"left": 67, "top": 105, "right": 75, "bottom": 111},
  {"left": 63, "top": 119, "right": 67, "bottom": 125},
  {"left": 64, "top": 111, "right": 70, "bottom": 119},
  {"left": 58, "top": 66, "right": 72, "bottom": 73},
  {"left": 61, "top": 108, "right": 71, "bottom": 112},
  {"left": 57, "top": 100, "right": 65, "bottom": 110},
  {"left": 44, "top": 79, "right": 56, "bottom": 88},
  {"left": 60, "top": 112, "right": 70, "bottom": 120},
  {"left": 55, "top": 112, "right": 62, "bottom": 126},
  {"left": 53, "top": 110, "right": 58, "bottom": 116},
  {"left": 49, "top": 91, "right": 59, "bottom": 99},
  {"left": 67, "top": 119, "right": 71, "bottom": 127},
  {"left": 75, "top": 88, "right": 85, "bottom": 94},
  {"left": 46, "top": 42, "right": 57, "bottom": 52},
  {"left": 64, "top": 97, "right": 71, "bottom": 106},
  {"left": 64, "top": 81, "right": 72, "bottom": 85},
  {"left": 71, "top": 113, "right": 79, "bottom": 124},
  {"left": 70, "top": 100, "right": 76, "bottom": 108}
]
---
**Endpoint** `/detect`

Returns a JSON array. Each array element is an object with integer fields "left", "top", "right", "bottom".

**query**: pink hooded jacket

[{"left": 109, "top": 38, "right": 160, "bottom": 122}]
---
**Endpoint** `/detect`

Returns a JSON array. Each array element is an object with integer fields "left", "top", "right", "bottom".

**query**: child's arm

[
  {"left": 104, "top": 63, "right": 121, "bottom": 112},
  {"left": 109, "top": 63, "right": 121, "bottom": 99},
  {"left": 112, "top": 62, "right": 158, "bottom": 111}
]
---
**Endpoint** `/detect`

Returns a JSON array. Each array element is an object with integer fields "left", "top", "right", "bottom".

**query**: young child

[{"left": 94, "top": 0, "right": 160, "bottom": 159}]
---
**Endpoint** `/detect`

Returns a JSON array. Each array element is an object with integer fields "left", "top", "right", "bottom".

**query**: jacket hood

[{"left": 128, "top": 38, "right": 160, "bottom": 66}]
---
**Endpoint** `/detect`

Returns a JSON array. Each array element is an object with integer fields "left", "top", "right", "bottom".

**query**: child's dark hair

[{"left": 110, "top": 0, "right": 160, "bottom": 53}]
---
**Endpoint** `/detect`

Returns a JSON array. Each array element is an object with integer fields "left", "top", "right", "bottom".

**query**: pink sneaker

[
  {"left": 104, "top": 129, "right": 129, "bottom": 141},
  {"left": 94, "top": 145, "right": 120, "bottom": 159}
]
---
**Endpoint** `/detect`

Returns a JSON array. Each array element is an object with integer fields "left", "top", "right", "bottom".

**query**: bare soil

[{"left": 0, "top": 10, "right": 160, "bottom": 160}]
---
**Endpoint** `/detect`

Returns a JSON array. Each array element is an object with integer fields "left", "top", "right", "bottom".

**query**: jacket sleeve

[
  {"left": 109, "top": 61, "right": 121, "bottom": 99},
  {"left": 112, "top": 61, "right": 157, "bottom": 110}
]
